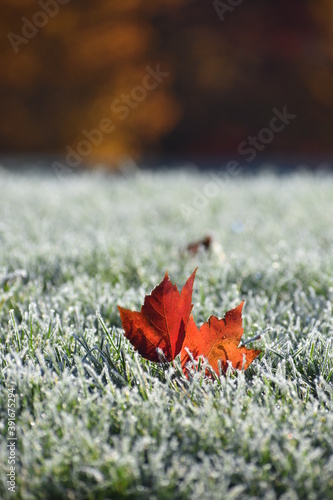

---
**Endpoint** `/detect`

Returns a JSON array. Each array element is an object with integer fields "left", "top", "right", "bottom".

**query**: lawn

[{"left": 0, "top": 168, "right": 332, "bottom": 499}]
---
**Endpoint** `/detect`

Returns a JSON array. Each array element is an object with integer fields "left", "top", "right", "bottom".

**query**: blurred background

[{"left": 1, "top": 0, "right": 333, "bottom": 171}]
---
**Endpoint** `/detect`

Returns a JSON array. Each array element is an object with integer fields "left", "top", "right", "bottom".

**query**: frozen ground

[{"left": 0, "top": 169, "right": 332, "bottom": 499}]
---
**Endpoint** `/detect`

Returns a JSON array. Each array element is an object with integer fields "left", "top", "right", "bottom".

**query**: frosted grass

[{"left": 0, "top": 169, "right": 332, "bottom": 499}]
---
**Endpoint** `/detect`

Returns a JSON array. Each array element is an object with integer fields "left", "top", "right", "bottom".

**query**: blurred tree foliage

[{"left": 1, "top": 0, "right": 333, "bottom": 165}]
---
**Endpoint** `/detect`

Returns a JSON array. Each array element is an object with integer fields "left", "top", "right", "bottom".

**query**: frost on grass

[{"left": 0, "top": 170, "right": 332, "bottom": 499}]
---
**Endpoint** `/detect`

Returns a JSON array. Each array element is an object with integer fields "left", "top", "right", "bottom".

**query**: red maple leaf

[
  {"left": 118, "top": 269, "right": 197, "bottom": 362},
  {"left": 181, "top": 301, "right": 261, "bottom": 376}
]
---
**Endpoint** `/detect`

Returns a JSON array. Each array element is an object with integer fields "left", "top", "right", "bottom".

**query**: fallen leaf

[
  {"left": 181, "top": 301, "right": 261, "bottom": 376},
  {"left": 186, "top": 235, "right": 212, "bottom": 255},
  {"left": 118, "top": 269, "right": 197, "bottom": 362}
]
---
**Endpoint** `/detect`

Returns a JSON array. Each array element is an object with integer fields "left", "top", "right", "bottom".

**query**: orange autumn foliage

[
  {"left": 118, "top": 269, "right": 196, "bottom": 362},
  {"left": 118, "top": 270, "right": 261, "bottom": 376},
  {"left": 181, "top": 301, "right": 261, "bottom": 376},
  {"left": 2, "top": 1, "right": 333, "bottom": 162}
]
